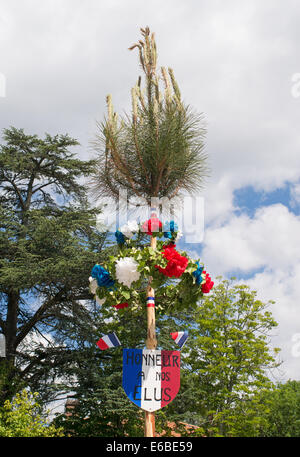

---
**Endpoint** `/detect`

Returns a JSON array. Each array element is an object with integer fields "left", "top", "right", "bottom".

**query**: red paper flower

[
  {"left": 201, "top": 270, "right": 214, "bottom": 293},
  {"left": 113, "top": 302, "right": 129, "bottom": 309},
  {"left": 142, "top": 217, "right": 163, "bottom": 235},
  {"left": 156, "top": 244, "right": 188, "bottom": 278}
]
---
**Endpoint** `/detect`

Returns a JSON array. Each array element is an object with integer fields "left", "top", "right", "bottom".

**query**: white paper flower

[
  {"left": 115, "top": 256, "right": 140, "bottom": 288},
  {"left": 89, "top": 276, "right": 98, "bottom": 294},
  {"left": 120, "top": 220, "right": 139, "bottom": 239}
]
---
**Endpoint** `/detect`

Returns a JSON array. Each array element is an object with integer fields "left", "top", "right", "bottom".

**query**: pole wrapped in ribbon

[{"left": 146, "top": 296, "right": 155, "bottom": 307}]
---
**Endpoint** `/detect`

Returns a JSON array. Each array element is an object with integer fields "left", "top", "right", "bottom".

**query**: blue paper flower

[
  {"left": 91, "top": 264, "right": 115, "bottom": 289},
  {"left": 192, "top": 261, "right": 204, "bottom": 285},
  {"left": 115, "top": 229, "right": 125, "bottom": 245},
  {"left": 164, "top": 220, "right": 178, "bottom": 239}
]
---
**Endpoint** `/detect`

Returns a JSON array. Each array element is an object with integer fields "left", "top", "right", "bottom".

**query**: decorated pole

[
  {"left": 91, "top": 27, "right": 212, "bottom": 438},
  {"left": 146, "top": 233, "right": 157, "bottom": 351},
  {"left": 145, "top": 211, "right": 158, "bottom": 437}
]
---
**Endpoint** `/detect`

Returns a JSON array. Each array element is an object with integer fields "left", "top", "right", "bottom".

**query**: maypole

[{"left": 91, "top": 26, "right": 212, "bottom": 438}]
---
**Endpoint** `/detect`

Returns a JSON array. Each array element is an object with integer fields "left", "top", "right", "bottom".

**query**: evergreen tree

[{"left": 0, "top": 127, "right": 108, "bottom": 404}]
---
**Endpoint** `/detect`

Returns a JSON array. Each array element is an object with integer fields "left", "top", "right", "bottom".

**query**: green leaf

[{"left": 121, "top": 290, "right": 130, "bottom": 300}]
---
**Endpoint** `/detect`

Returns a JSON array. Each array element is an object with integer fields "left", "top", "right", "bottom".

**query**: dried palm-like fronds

[{"left": 92, "top": 26, "right": 208, "bottom": 205}]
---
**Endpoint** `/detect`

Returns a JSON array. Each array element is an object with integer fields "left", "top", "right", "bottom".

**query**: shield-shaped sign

[{"left": 123, "top": 348, "right": 180, "bottom": 412}]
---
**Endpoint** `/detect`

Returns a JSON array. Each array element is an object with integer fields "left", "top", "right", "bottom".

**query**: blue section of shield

[{"left": 123, "top": 348, "right": 142, "bottom": 408}]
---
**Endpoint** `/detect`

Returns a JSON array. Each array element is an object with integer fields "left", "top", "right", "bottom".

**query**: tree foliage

[
  {"left": 92, "top": 26, "right": 208, "bottom": 204},
  {"left": 257, "top": 380, "right": 300, "bottom": 437},
  {"left": 0, "top": 389, "right": 63, "bottom": 437},
  {"left": 54, "top": 278, "right": 282, "bottom": 437},
  {"left": 0, "top": 127, "right": 108, "bottom": 404},
  {"left": 181, "top": 278, "right": 281, "bottom": 436}
]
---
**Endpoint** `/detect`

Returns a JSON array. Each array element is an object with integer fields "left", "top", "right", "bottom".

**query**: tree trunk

[
  {"left": 0, "top": 289, "right": 20, "bottom": 403},
  {"left": 6, "top": 289, "right": 19, "bottom": 363}
]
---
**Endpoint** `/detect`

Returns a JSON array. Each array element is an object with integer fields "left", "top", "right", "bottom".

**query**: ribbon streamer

[
  {"left": 96, "top": 332, "right": 121, "bottom": 350},
  {"left": 146, "top": 296, "right": 155, "bottom": 307},
  {"left": 170, "top": 331, "right": 188, "bottom": 348}
]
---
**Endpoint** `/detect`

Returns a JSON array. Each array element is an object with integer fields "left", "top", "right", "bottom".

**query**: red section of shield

[{"left": 161, "top": 350, "right": 181, "bottom": 408}]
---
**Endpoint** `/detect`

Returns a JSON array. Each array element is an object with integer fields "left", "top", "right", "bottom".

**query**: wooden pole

[{"left": 144, "top": 233, "right": 157, "bottom": 437}]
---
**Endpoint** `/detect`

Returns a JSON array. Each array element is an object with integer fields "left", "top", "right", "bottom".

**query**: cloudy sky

[{"left": 1, "top": 0, "right": 300, "bottom": 382}]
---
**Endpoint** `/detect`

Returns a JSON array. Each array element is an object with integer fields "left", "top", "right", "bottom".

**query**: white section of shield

[{"left": 141, "top": 349, "right": 161, "bottom": 412}]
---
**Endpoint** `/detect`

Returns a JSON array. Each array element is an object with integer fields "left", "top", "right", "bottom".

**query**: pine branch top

[{"left": 92, "top": 27, "right": 208, "bottom": 204}]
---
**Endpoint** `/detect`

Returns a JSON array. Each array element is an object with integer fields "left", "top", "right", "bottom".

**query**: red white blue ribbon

[{"left": 146, "top": 296, "right": 155, "bottom": 307}]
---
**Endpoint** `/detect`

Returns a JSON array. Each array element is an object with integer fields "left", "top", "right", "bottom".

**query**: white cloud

[
  {"left": 290, "top": 181, "right": 300, "bottom": 207},
  {"left": 244, "top": 265, "right": 300, "bottom": 381},
  {"left": 200, "top": 203, "right": 300, "bottom": 381},
  {"left": 201, "top": 176, "right": 235, "bottom": 226},
  {"left": 1, "top": 0, "right": 300, "bottom": 187},
  {"left": 202, "top": 204, "right": 300, "bottom": 275}
]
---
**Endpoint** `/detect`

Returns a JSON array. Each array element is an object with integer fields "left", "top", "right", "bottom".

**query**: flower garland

[
  {"left": 163, "top": 220, "right": 178, "bottom": 239},
  {"left": 192, "top": 261, "right": 204, "bottom": 285},
  {"left": 155, "top": 244, "right": 188, "bottom": 278},
  {"left": 115, "top": 218, "right": 182, "bottom": 242},
  {"left": 113, "top": 302, "right": 129, "bottom": 309},
  {"left": 89, "top": 216, "right": 214, "bottom": 312},
  {"left": 115, "top": 257, "right": 140, "bottom": 288},
  {"left": 115, "top": 229, "right": 126, "bottom": 245},
  {"left": 120, "top": 220, "right": 139, "bottom": 239},
  {"left": 201, "top": 271, "right": 214, "bottom": 294},
  {"left": 91, "top": 264, "right": 115, "bottom": 289},
  {"left": 142, "top": 217, "right": 163, "bottom": 236}
]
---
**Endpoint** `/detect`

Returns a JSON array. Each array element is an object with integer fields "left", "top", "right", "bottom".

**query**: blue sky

[
  {"left": 1, "top": 0, "right": 300, "bottom": 383},
  {"left": 234, "top": 184, "right": 297, "bottom": 218}
]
